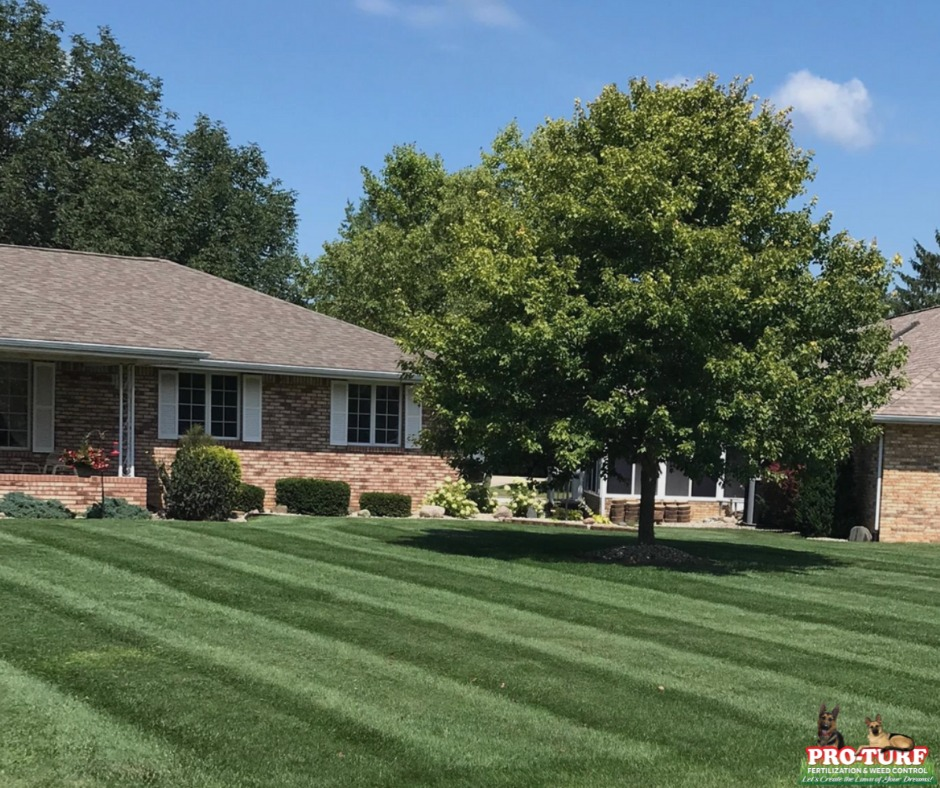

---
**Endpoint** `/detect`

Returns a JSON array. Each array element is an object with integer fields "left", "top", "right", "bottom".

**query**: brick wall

[
  {"left": 0, "top": 474, "right": 147, "bottom": 511},
  {"left": 135, "top": 368, "right": 454, "bottom": 511},
  {"left": 877, "top": 424, "right": 940, "bottom": 543},
  {"left": 2, "top": 361, "right": 455, "bottom": 513}
]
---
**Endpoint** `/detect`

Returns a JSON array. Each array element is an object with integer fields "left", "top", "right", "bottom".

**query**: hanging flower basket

[{"left": 60, "top": 434, "right": 113, "bottom": 477}]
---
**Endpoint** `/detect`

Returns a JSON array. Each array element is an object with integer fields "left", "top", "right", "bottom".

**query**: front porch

[{"left": 1, "top": 357, "right": 146, "bottom": 510}]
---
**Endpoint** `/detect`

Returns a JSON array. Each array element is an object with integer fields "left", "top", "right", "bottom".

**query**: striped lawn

[{"left": 1, "top": 518, "right": 938, "bottom": 787}]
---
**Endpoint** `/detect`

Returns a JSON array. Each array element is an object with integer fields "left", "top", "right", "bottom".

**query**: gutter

[
  {"left": 0, "top": 337, "right": 209, "bottom": 362},
  {"left": 0, "top": 337, "right": 416, "bottom": 381},
  {"left": 873, "top": 414, "right": 940, "bottom": 425},
  {"left": 193, "top": 359, "right": 415, "bottom": 381}
]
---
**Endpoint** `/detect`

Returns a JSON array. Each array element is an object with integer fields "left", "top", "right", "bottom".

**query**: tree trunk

[{"left": 638, "top": 458, "right": 659, "bottom": 545}]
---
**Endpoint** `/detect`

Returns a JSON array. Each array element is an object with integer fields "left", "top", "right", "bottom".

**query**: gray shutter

[
  {"left": 330, "top": 381, "right": 348, "bottom": 445},
  {"left": 404, "top": 385, "right": 422, "bottom": 449},
  {"left": 242, "top": 375, "right": 262, "bottom": 443},
  {"left": 31, "top": 362, "right": 55, "bottom": 452},
  {"left": 157, "top": 370, "right": 178, "bottom": 440}
]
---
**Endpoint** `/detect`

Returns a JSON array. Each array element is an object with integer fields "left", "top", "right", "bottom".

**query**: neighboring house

[
  {"left": 854, "top": 305, "right": 940, "bottom": 543},
  {"left": 0, "top": 245, "right": 453, "bottom": 512},
  {"left": 582, "top": 455, "right": 747, "bottom": 523}
]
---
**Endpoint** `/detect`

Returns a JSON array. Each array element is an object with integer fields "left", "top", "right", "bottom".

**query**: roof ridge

[{"left": 888, "top": 304, "right": 940, "bottom": 320}]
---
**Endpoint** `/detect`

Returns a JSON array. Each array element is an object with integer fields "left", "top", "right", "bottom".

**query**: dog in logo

[
  {"left": 858, "top": 714, "right": 914, "bottom": 752},
  {"left": 816, "top": 704, "right": 844, "bottom": 748}
]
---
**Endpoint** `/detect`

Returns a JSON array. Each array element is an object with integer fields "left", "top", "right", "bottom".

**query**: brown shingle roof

[
  {"left": 878, "top": 306, "right": 940, "bottom": 419},
  {"left": 0, "top": 245, "right": 405, "bottom": 375}
]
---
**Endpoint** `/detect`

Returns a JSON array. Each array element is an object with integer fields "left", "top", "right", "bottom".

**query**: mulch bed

[{"left": 582, "top": 543, "right": 712, "bottom": 568}]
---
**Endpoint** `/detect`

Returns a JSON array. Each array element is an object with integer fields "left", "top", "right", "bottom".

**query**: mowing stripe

[
  {"left": 5, "top": 525, "right": 934, "bottom": 733},
  {"left": 0, "top": 530, "right": 676, "bottom": 773},
  {"left": 185, "top": 522, "right": 940, "bottom": 666}
]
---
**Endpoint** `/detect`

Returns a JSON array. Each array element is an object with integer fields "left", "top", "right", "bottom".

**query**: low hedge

[
  {"left": 85, "top": 497, "right": 151, "bottom": 520},
  {"left": 0, "top": 491, "right": 73, "bottom": 519},
  {"left": 275, "top": 477, "right": 350, "bottom": 516},
  {"left": 359, "top": 492, "right": 411, "bottom": 518},
  {"left": 233, "top": 483, "right": 265, "bottom": 513}
]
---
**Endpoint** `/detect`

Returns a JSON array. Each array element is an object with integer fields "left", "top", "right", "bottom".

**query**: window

[
  {"left": 0, "top": 361, "right": 29, "bottom": 448},
  {"left": 177, "top": 373, "right": 239, "bottom": 439},
  {"left": 346, "top": 384, "right": 400, "bottom": 446}
]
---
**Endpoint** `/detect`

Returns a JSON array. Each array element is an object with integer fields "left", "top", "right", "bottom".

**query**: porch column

[{"left": 118, "top": 364, "right": 136, "bottom": 477}]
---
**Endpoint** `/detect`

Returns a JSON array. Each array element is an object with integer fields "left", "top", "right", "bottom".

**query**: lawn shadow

[{"left": 394, "top": 526, "right": 845, "bottom": 575}]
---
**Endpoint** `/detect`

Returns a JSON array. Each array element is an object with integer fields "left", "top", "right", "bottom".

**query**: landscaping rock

[
  {"left": 357, "top": 509, "right": 371, "bottom": 518},
  {"left": 472, "top": 512, "right": 496, "bottom": 521},
  {"left": 493, "top": 505, "right": 512, "bottom": 519},
  {"left": 274, "top": 504, "right": 289, "bottom": 514},
  {"left": 849, "top": 526, "right": 873, "bottom": 542},
  {"left": 419, "top": 504, "right": 446, "bottom": 518}
]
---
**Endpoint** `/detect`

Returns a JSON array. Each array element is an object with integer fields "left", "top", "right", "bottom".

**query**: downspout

[
  {"left": 745, "top": 479, "right": 756, "bottom": 525},
  {"left": 873, "top": 432, "right": 885, "bottom": 541}
]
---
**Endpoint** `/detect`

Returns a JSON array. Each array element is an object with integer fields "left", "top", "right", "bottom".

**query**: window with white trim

[
  {"left": 177, "top": 373, "right": 239, "bottom": 439},
  {"left": 0, "top": 361, "right": 29, "bottom": 448},
  {"left": 346, "top": 383, "right": 400, "bottom": 446}
]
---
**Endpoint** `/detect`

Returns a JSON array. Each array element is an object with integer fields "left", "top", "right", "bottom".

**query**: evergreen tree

[{"left": 891, "top": 231, "right": 940, "bottom": 315}]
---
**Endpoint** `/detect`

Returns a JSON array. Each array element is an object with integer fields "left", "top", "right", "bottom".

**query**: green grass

[{"left": 0, "top": 518, "right": 938, "bottom": 787}]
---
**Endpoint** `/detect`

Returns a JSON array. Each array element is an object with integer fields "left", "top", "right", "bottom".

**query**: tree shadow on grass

[{"left": 394, "top": 526, "right": 845, "bottom": 575}]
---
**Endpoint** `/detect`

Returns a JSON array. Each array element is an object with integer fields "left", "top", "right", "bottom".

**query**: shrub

[
  {"left": 233, "top": 483, "right": 265, "bottom": 512},
  {"left": 0, "top": 491, "right": 73, "bottom": 519},
  {"left": 85, "top": 497, "right": 151, "bottom": 520},
  {"left": 164, "top": 445, "right": 241, "bottom": 521},
  {"left": 503, "top": 479, "right": 544, "bottom": 517},
  {"left": 423, "top": 479, "right": 478, "bottom": 518},
  {"left": 466, "top": 482, "right": 496, "bottom": 513},
  {"left": 275, "top": 477, "right": 350, "bottom": 516},
  {"left": 359, "top": 492, "right": 412, "bottom": 517}
]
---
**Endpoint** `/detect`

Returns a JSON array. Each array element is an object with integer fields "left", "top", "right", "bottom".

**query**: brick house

[
  {"left": 0, "top": 245, "right": 453, "bottom": 512},
  {"left": 854, "top": 306, "right": 940, "bottom": 542}
]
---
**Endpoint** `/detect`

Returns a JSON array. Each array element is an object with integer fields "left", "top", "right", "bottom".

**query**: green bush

[
  {"left": 0, "top": 491, "right": 73, "bottom": 519},
  {"left": 275, "top": 477, "right": 350, "bottom": 516},
  {"left": 359, "top": 492, "right": 412, "bottom": 517},
  {"left": 423, "top": 479, "right": 478, "bottom": 518},
  {"left": 502, "top": 479, "right": 544, "bottom": 517},
  {"left": 85, "top": 497, "right": 151, "bottom": 520},
  {"left": 466, "top": 482, "right": 496, "bottom": 513},
  {"left": 233, "top": 483, "right": 265, "bottom": 512},
  {"left": 164, "top": 445, "right": 241, "bottom": 521}
]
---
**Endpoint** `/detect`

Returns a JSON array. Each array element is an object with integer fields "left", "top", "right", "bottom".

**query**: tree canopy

[
  {"left": 307, "top": 144, "right": 453, "bottom": 336},
  {"left": 400, "top": 78, "right": 906, "bottom": 543},
  {"left": 0, "top": 0, "right": 305, "bottom": 300},
  {"left": 890, "top": 230, "right": 940, "bottom": 315}
]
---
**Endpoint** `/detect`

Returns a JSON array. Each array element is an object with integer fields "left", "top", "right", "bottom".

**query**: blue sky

[{"left": 50, "top": 0, "right": 940, "bottom": 275}]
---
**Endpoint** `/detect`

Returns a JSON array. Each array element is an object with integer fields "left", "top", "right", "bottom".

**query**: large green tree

[
  {"left": 0, "top": 0, "right": 304, "bottom": 300},
  {"left": 402, "top": 78, "right": 906, "bottom": 544},
  {"left": 890, "top": 230, "right": 940, "bottom": 315},
  {"left": 308, "top": 144, "right": 452, "bottom": 335}
]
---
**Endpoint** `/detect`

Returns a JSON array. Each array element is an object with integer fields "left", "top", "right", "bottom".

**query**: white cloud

[
  {"left": 772, "top": 70, "right": 875, "bottom": 149},
  {"left": 353, "top": 0, "right": 523, "bottom": 30}
]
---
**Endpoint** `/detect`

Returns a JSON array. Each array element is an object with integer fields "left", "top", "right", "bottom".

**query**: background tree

[
  {"left": 0, "top": 0, "right": 304, "bottom": 300},
  {"left": 890, "top": 230, "right": 940, "bottom": 315},
  {"left": 165, "top": 116, "right": 305, "bottom": 302},
  {"left": 308, "top": 144, "right": 452, "bottom": 335},
  {"left": 403, "top": 78, "right": 906, "bottom": 544}
]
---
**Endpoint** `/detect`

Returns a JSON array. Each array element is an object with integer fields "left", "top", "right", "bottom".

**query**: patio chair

[{"left": 19, "top": 452, "right": 75, "bottom": 475}]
